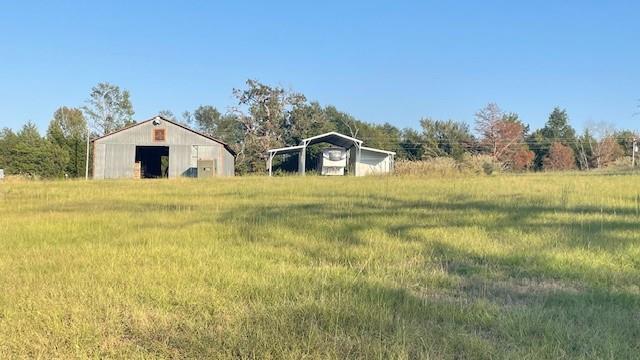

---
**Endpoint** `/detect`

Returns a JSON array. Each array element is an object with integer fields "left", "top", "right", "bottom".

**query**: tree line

[{"left": 0, "top": 80, "right": 637, "bottom": 178}]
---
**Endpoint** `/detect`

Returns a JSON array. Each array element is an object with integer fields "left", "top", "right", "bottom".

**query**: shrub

[
  {"left": 511, "top": 146, "right": 535, "bottom": 171},
  {"left": 461, "top": 154, "right": 502, "bottom": 175},
  {"left": 482, "top": 162, "right": 494, "bottom": 175},
  {"left": 543, "top": 142, "right": 576, "bottom": 171}
]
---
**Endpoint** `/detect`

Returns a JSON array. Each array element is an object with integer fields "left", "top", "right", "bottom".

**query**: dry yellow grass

[{"left": 1, "top": 173, "right": 639, "bottom": 358}]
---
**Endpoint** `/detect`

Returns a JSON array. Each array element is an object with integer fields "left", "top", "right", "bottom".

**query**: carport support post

[
  {"left": 354, "top": 143, "right": 361, "bottom": 176},
  {"left": 268, "top": 152, "right": 275, "bottom": 177},
  {"left": 299, "top": 142, "right": 307, "bottom": 176}
]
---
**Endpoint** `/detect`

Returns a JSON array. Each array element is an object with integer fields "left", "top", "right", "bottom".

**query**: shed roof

[
  {"left": 361, "top": 146, "right": 396, "bottom": 155},
  {"left": 92, "top": 115, "right": 236, "bottom": 156}
]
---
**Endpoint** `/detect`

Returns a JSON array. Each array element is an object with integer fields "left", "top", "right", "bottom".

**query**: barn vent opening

[{"left": 135, "top": 146, "right": 169, "bottom": 178}]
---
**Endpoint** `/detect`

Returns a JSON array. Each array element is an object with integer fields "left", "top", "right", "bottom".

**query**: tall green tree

[
  {"left": 9, "top": 122, "right": 68, "bottom": 178},
  {"left": 420, "top": 118, "right": 475, "bottom": 160},
  {"left": 46, "top": 107, "right": 88, "bottom": 177},
  {"left": 286, "top": 101, "right": 333, "bottom": 144},
  {"left": 83, "top": 82, "right": 135, "bottom": 135},
  {"left": 324, "top": 106, "right": 361, "bottom": 138},
  {"left": 193, "top": 106, "right": 222, "bottom": 135},
  {"left": 398, "top": 128, "right": 425, "bottom": 160},
  {"left": 0, "top": 128, "right": 18, "bottom": 171},
  {"left": 232, "top": 80, "right": 306, "bottom": 173},
  {"left": 529, "top": 107, "right": 577, "bottom": 169},
  {"left": 192, "top": 105, "right": 244, "bottom": 147}
]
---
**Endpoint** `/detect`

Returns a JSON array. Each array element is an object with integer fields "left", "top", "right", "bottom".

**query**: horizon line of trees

[{"left": 0, "top": 80, "right": 638, "bottom": 178}]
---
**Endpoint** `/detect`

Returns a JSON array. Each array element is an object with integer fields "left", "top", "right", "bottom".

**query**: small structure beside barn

[
  {"left": 267, "top": 131, "right": 395, "bottom": 176},
  {"left": 92, "top": 116, "right": 235, "bottom": 179}
]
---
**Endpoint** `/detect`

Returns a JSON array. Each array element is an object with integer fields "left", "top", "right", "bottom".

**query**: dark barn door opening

[{"left": 135, "top": 146, "right": 169, "bottom": 178}]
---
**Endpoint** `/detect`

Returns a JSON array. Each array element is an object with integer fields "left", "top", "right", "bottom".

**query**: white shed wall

[{"left": 356, "top": 149, "right": 393, "bottom": 176}]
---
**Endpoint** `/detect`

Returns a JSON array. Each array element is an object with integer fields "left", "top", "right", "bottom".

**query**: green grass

[{"left": 1, "top": 173, "right": 639, "bottom": 359}]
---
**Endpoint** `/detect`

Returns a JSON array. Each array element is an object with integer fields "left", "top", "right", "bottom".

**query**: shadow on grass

[
  {"left": 19, "top": 188, "right": 640, "bottom": 357},
  {"left": 178, "top": 192, "right": 640, "bottom": 357}
]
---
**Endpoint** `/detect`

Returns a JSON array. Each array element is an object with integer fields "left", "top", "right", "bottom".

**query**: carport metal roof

[
  {"left": 266, "top": 145, "right": 306, "bottom": 156},
  {"left": 302, "top": 132, "right": 362, "bottom": 148},
  {"left": 266, "top": 132, "right": 363, "bottom": 157}
]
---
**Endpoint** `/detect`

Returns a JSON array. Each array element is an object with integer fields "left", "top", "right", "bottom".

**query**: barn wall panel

[
  {"left": 222, "top": 151, "right": 235, "bottom": 176},
  {"left": 104, "top": 144, "right": 135, "bottom": 179},
  {"left": 169, "top": 145, "right": 194, "bottom": 178},
  {"left": 93, "top": 143, "right": 106, "bottom": 179}
]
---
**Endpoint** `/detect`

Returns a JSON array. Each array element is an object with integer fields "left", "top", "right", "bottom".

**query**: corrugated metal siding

[
  {"left": 169, "top": 145, "right": 193, "bottom": 178},
  {"left": 104, "top": 144, "right": 135, "bottom": 179},
  {"left": 93, "top": 143, "right": 106, "bottom": 179},
  {"left": 222, "top": 150, "right": 235, "bottom": 176},
  {"left": 93, "top": 120, "right": 234, "bottom": 179}
]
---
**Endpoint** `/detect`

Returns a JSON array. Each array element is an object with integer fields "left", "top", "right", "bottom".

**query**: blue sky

[{"left": 1, "top": 0, "right": 638, "bottom": 133}]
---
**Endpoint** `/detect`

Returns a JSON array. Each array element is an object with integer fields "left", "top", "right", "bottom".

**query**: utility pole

[{"left": 85, "top": 127, "right": 90, "bottom": 180}]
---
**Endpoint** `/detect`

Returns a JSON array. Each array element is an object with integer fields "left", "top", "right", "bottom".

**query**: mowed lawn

[{"left": 1, "top": 174, "right": 639, "bottom": 359}]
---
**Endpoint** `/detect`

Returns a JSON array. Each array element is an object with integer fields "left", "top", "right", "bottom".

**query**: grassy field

[{"left": 1, "top": 173, "right": 639, "bottom": 359}]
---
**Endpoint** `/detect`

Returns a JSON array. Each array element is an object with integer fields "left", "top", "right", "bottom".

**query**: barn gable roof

[{"left": 91, "top": 115, "right": 236, "bottom": 156}]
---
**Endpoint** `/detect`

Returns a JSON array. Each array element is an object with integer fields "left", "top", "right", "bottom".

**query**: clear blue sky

[{"left": 1, "top": 0, "right": 638, "bottom": 133}]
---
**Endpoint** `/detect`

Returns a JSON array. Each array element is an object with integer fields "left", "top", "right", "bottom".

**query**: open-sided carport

[{"left": 266, "top": 132, "right": 395, "bottom": 176}]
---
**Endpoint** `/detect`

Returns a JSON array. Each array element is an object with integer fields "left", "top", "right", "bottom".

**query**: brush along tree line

[{"left": 0, "top": 80, "right": 637, "bottom": 178}]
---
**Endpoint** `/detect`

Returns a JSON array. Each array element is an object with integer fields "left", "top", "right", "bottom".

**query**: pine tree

[{"left": 529, "top": 107, "right": 578, "bottom": 170}]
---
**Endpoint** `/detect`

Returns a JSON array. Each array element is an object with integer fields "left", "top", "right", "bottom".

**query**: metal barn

[
  {"left": 266, "top": 132, "right": 395, "bottom": 176},
  {"left": 92, "top": 116, "right": 235, "bottom": 179}
]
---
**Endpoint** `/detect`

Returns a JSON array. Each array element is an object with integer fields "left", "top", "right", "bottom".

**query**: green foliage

[
  {"left": 286, "top": 101, "right": 334, "bottom": 144},
  {"left": 398, "top": 128, "right": 424, "bottom": 160},
  {"left": 193, "top": 106, "right": 222, "bottom": 135},
  {"left": 614, "top": 130, "right": 638, "bottom": 157},
  {"left": 189, "top": 106, "right": 242, "bottom": 145},
  {"left": 232, "top": 79, "right": 307, "bottom": 173},
  {"left": 323, "top": 105, "right": 361, "bottom": 138},
  {"left": 529, "top": 107, "right": 578, "bottom": 170},
  {"left": 83, "top": 82, "right": 135, "bottom": 135},
  {"left": 46, "top": 107, "right": 88, "bottom": 177},
  {"left": 541, "top": 107, "right": 577, "bottom": 143},
  {"left": 420, "top": 118, "right": 475, "bottom": 160},
  {"left": 0, "top": 128, "right": 18, "bottom": 170},
  {"left": 5, "top": 122, "right": 69, "bottom": 178}
]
